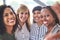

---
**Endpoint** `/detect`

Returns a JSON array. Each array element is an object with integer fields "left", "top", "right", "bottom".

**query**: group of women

[{"left": 0, "top": 2, "right": 60, "bottom": 40}]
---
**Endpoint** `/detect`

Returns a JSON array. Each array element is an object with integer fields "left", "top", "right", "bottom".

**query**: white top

[{"left": 15, "top": 23, "right": 29, "bottom": 40}]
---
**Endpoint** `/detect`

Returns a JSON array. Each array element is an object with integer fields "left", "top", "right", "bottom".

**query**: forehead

[
  {"left": 41, "top": 8, "right": 51, "bottom": 14},
  {"left": 19, "top": 9, "right": 28, "bottom": 13},
  {"left": 34, "top": 10, "right": 40, "bottom": 13},
  {"left": 4, "top": 7, "right": 12, "bottom": 13},
  {"left": 18, "top": 8, "right": 28, "bottom": 12}
]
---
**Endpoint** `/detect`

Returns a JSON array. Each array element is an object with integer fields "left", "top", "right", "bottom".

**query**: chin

[
  {"left": 9, "top": 23, "right": 15, "bottom": 25},
  {"left": 44, "top": 24, "right": 48, "bottom": 27},
  {"left": 21, "top": 20, "right": 26, "bottom": 23},
  {"left": 8, "top": 25, "right": 14, "bottom": 26}
]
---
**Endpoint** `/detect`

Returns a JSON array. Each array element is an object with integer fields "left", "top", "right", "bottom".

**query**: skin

[
  {"left": 18, "top": 10, "right": 29, "bottom": 27},
  {"left": 33, "top": 10, "right": 42, "bottom": 26},
  {"left": 3, "top": 7, "right": 16, "bottom": 34}
]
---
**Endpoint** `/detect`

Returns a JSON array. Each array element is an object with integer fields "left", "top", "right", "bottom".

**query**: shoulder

[
  {"left": 30, "top": 23, "right": 36, "bottom": 29},
  {"left": 31, "top": 23, "right": 36, "bottom": 27},
  {"left": 30, "top": 23, "right": 37, "bottom": 32}
]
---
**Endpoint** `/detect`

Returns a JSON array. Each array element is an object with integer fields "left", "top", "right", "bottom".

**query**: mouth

[
  {"left": 8, "top": 18, "right": 15, "bottom": 23},
  {"left": 35, "top": 17, "right": 40, "bottom": 20},
  {"left": 43, "top": 21, "right": 48, "bottom": 24}
]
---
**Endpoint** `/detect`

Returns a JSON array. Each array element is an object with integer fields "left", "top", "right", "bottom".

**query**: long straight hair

[
  {"left": 17, "top": 4, "right": 30, "bottom": 31},
  {"left": 0, "top": 5, "right": 18, "bottom": 34}
]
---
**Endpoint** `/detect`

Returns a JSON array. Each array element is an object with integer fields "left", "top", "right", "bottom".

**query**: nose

[
  {"left": 23, "top": 13, "right": 26, "bottom": 17},
  {"left": 8, "top": 14, "right": 14, "bottom": 19},
  {"left": 34, "top": 13, "right": 38, "bottom": 17},
  {"left": 42, "top": 16, "right": 46, "bottom": 21}
]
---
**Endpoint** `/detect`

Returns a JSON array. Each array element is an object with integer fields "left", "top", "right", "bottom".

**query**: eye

[
  {"left": 37, "top": 12, "right": 40, "bottom": 14},
  {"left": 25, "top": 13, "right": 27, "bottom": 14},
  {"left": 33, "top": 12, "right": 35, "bottom": 14},
  {"left": 10, "top": 12, "right": 13, "bottom": 15},
  {"left": 3, "top": 13, "right": 9, "bottom": 17},
  {"left": 21, "top": 12, "right": 23, "bottom": 14},
  {"left": 45, "top": 14, "right": 50, "bottom": 17},
  {"left": 40, "top": 15, "right": 43, "bottom": 18}
]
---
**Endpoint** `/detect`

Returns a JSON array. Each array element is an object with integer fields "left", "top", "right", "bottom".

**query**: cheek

[
  {"left": 46, "top": 16, "right": 53, "bottom": 21},
  {"left": 33, "top": 15, "right": 35, "bottom": 19},
  {"left": 3, "top": 17, "right": 7, "bottom": 24},
  {"left": 49, "top": 17, "right": 54, "bottom": 23},
  {"left": 39, "top": 19, "right": 43, "bottom": 23},
  {"left": 14, "top": 16, "right": 16, "bottom": 21},
  {"left": 19, "top": 13, "right": 22, "bottom": 17},
  {"left": 19, "top": 16, "right": 21, "bottom": 21},
  {"left": 26, "top": 15, "right": 29, "bottom": 19},
  {"left": 19, "top": 14, "right": 22, "bottom": 19},
  {"left": 38, "top": 15, "right": 41, "bottom": 18},
  {"left": 51, "top": 18, "right": 54, "bottom": 22},
  {"left": 33, "top": 14, "right": 36, "bottom": 17},
  {"left": 13, "top": 14, "right": 16, "bottom": 18}
]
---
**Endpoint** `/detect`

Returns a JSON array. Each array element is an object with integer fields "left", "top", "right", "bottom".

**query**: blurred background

[{"left": 0, "top": 0, "right": 60, "bottom": 24}]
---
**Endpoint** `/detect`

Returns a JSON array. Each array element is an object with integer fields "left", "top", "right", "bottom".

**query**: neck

[
  {"left": 19, "top": 22, "right": 24, "bottom": 27},
  {"left": 6, "top": 26, "right": 13, "bottom": 34},
  {"left": 37, "top": 22, "right": 42, "bottom": 27},
  {"left": 47, "top": 24, "right": 54, "bottom": 32}
]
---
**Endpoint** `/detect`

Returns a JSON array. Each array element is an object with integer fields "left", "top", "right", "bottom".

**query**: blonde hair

[{"left": 17, "top": 4, "right": 30, "bottom": 31}]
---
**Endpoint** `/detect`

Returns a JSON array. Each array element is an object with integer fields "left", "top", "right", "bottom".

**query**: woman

[
  {"left": 0, "top": 5, "right": 18, "bottom": 40},
  {"left": 15, "top": 4, "right": 30, "bottom": 40},
  {"left": 40, "top": 6, "right": 60, "bottom": 40},
  {"left": 30, "top": 6, "right": 48, "bottom": 40}
]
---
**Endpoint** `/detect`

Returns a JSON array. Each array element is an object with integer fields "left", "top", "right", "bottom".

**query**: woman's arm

[
  {"left": 53, "top": 32, "right": 60, "bottom": 38},
  {"left": 44, "top": 32, "right": 60, "bottom": 40}
]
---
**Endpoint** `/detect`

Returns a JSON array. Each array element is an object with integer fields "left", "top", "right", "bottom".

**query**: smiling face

[
  {"left": 18, "top": 10, "right": 29, "bottom": 23},
  {"left": 33, "top": 10, "right": 42, "bottom": 24},
  {"left": 41, "top": 8, "right": 55, "bottom": 27},
  {"left": 3, "top": 7, "right": 16, "bottom": 27}
]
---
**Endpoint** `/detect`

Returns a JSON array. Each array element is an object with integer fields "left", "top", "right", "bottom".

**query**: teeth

[
  {"left": 8, "top": 19, "right": 14, "bottom": 23},
  {"left": 43, "top": 21, "right": 47, "bottom": 24}
]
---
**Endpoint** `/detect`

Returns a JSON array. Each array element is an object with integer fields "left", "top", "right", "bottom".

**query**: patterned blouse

[{"left": 30, "top": 23, "right": 48, "bottom": 40}]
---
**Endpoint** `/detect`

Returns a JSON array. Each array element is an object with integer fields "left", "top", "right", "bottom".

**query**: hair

[
  {"left": 32, "top": 6, "right": 42, "bottom": 23},
  {"left": 42, "top": 6, "right": 59, "bottom": 24},
  {"left": 0, "top": 5, "right": 18, "bottom": 34},
  {"left": 17, "top": 4, "right": 30, "bottom": 31}
]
